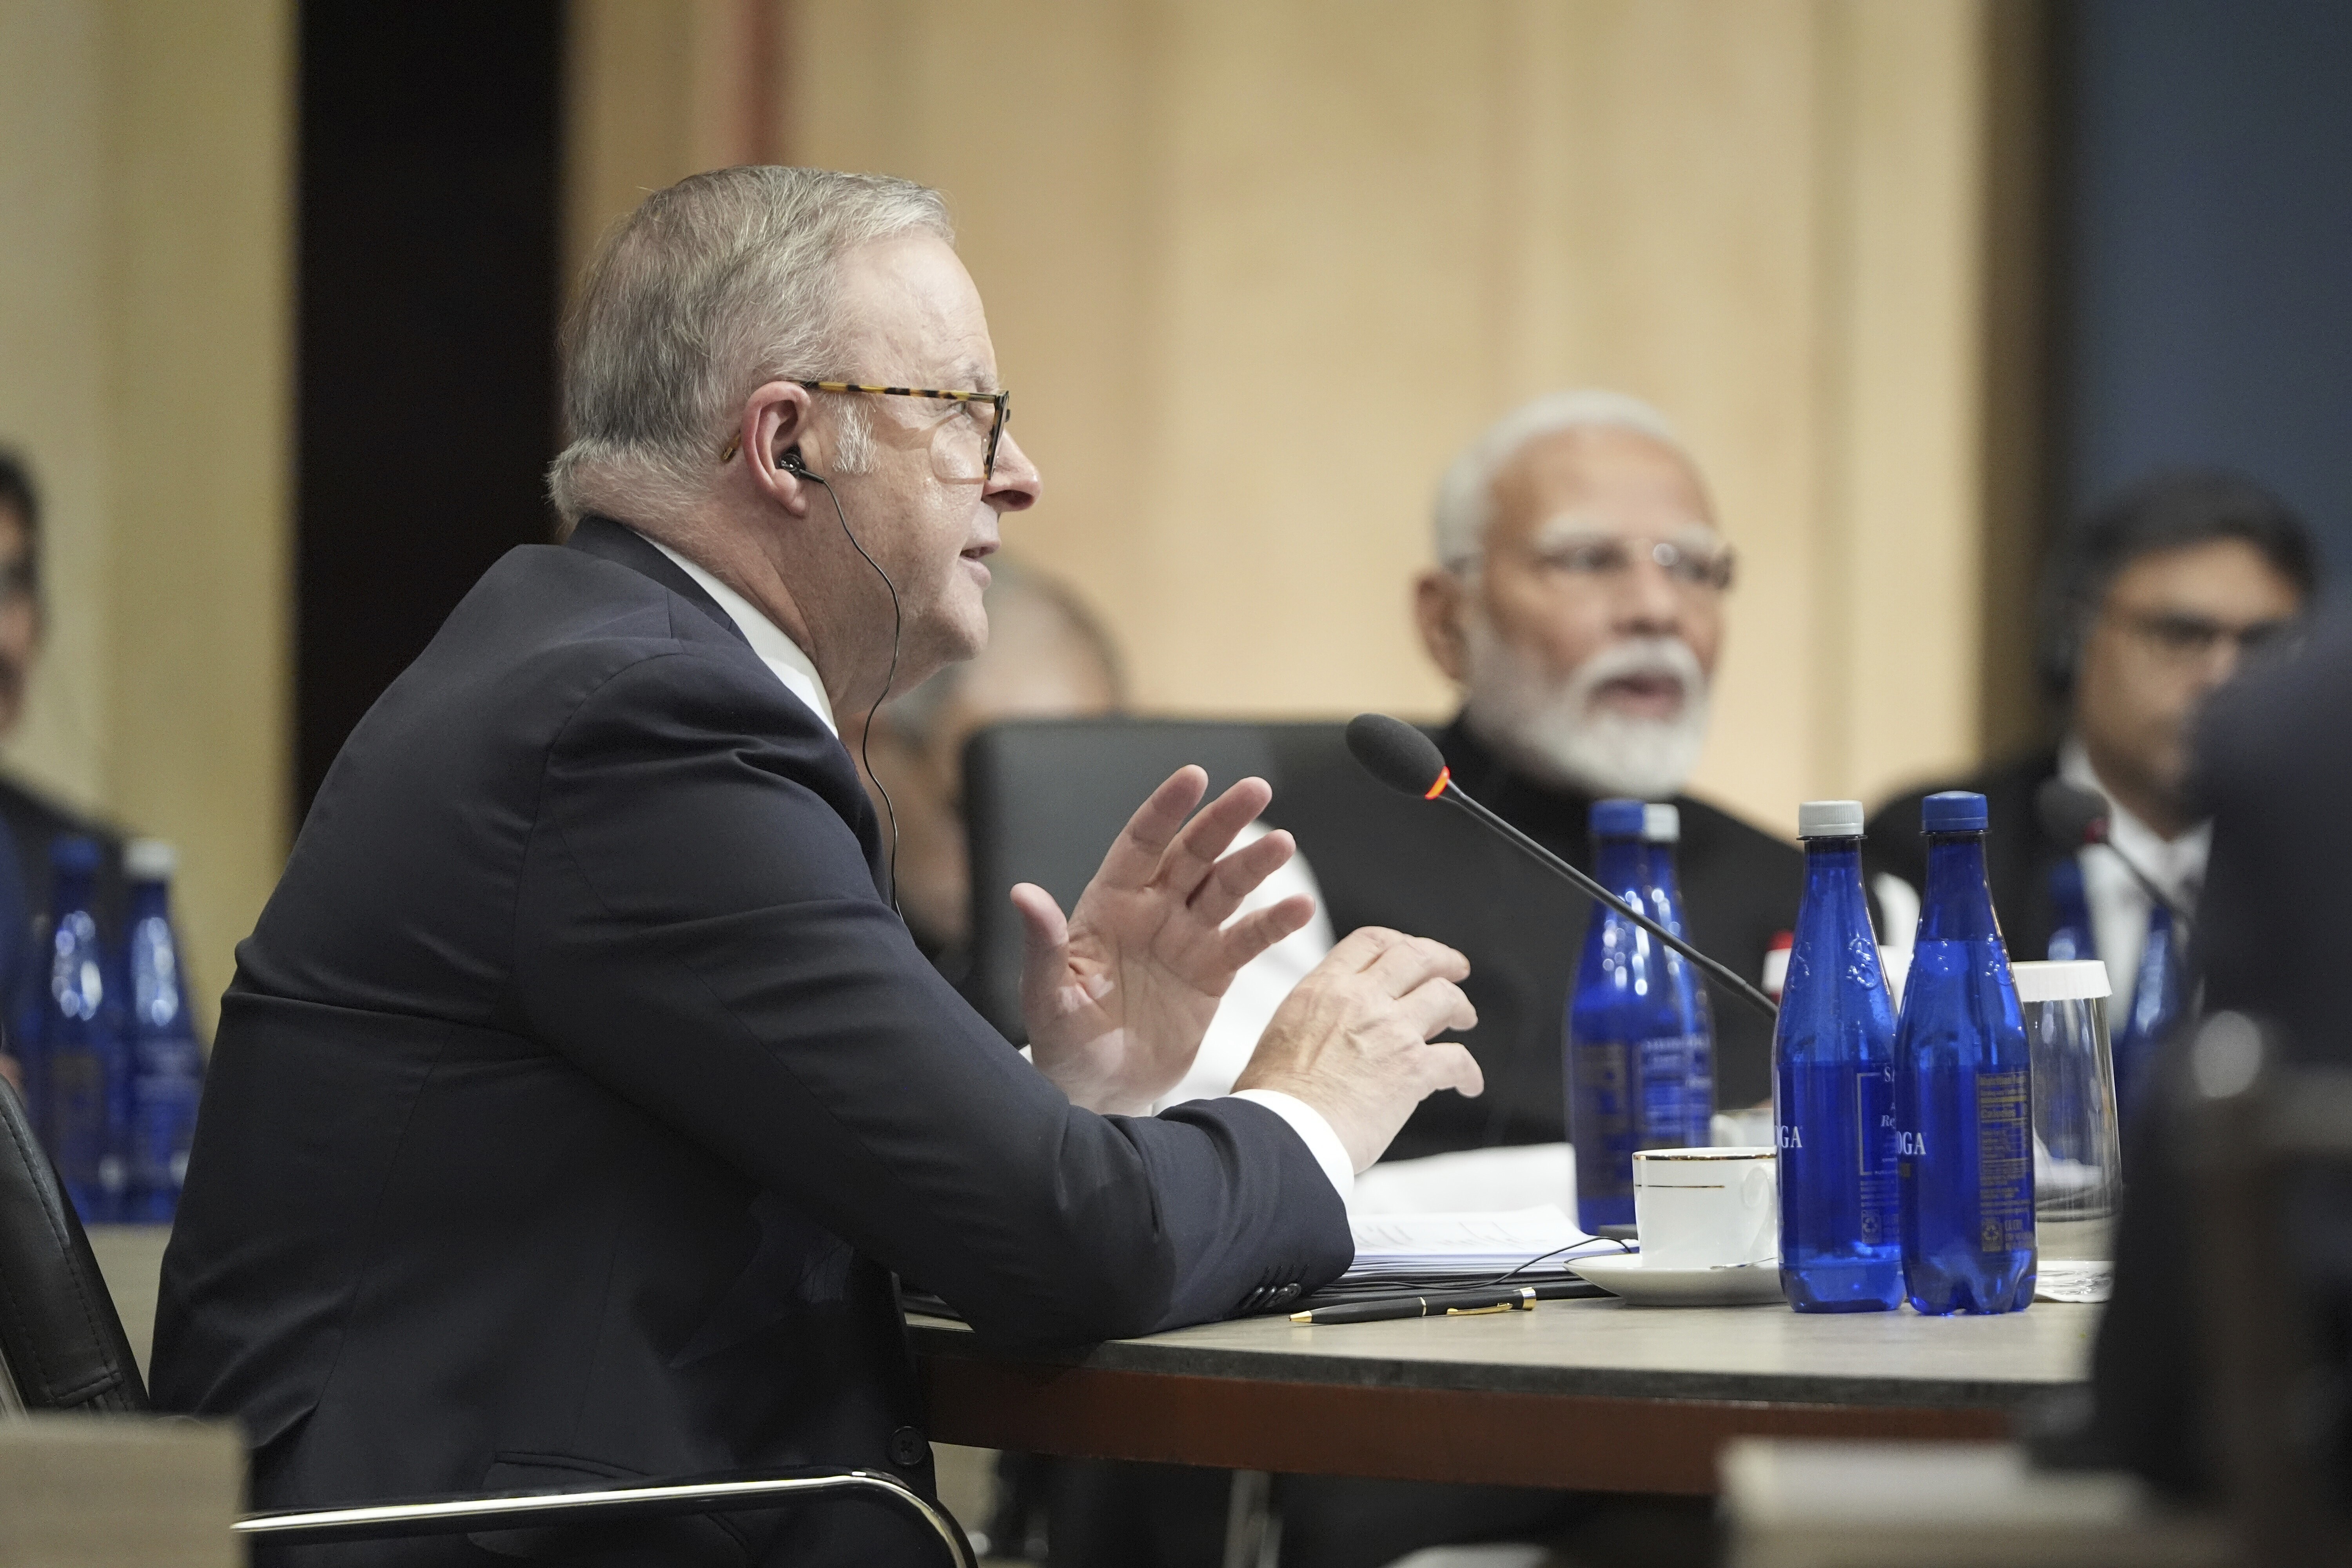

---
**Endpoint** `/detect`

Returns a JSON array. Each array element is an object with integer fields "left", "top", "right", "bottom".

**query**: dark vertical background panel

[
  {"left": 296, "top": 0, "right": 563, "bottom": 821},
  {"left": 2059, "top": 0, "right": 2352, "bottom": 575}
]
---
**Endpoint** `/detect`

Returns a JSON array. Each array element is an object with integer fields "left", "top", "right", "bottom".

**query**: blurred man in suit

[
  {"left": 2093, "top": 606, "right": 2352, "bottom": 1505},
  {"left": 861, "top": 555, "right": 1127, "bottom": 978},
  {"left": 1867, "top": 472, "right": 2314, "bottom": 1082},
  {"left": 154, "top": 167, "right": 1486, "bottom": 1568}
]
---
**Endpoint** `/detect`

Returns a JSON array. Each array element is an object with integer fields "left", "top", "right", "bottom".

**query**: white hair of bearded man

[{"left": 1460, "top": 627, "right": 1710, "bottom": 801}]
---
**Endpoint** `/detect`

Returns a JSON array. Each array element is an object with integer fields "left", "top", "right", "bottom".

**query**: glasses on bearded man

[{"left": 1480, "top": 530, "right": 1737, "bottom": 593}]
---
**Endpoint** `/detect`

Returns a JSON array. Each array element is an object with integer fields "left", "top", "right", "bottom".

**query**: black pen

[{"left": 1289, "top": 1282, "right": 1582, "bottom": 1325}]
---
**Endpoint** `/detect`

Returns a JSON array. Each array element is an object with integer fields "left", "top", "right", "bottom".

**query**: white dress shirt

[
  {"left": 2058, "top": 736, "right": 2209, "bottom": 1031},
  {"left": 640, "top": 531, "right": 1354, "bottom": 1197},
  {"left": 649, "top": 537, "right": 838, "bottom": 736}
]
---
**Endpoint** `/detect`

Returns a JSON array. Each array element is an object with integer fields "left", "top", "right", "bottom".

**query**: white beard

[{"left": 1461, "top": 624, "right": 1710, "bottom": 800}]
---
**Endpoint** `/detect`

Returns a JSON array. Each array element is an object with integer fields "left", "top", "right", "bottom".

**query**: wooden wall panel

[{"left": 573, "top": 0, "right": 2014, "bottom": 831}]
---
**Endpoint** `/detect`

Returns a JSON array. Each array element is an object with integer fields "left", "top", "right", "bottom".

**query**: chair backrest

[{"left": 0, "top": 1078, "right": 149, "bottom": 1412}]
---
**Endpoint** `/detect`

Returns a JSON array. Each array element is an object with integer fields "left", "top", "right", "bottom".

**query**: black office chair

[{"left": 0, "top": 1078, "right": 973, "bottom": 1565}]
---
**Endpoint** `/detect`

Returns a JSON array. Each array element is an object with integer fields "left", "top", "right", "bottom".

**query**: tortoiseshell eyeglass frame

[{"left": 718, "top": 381, "right": 1012, "bottom": 480}]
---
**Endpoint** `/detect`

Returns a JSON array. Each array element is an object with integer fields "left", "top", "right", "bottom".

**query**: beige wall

[
  {"left": 569, "top": 0, "right": 2021, "bottom": 834},
  {"left": 0, "top": 0, "right": 292, "bottom": 1029}
]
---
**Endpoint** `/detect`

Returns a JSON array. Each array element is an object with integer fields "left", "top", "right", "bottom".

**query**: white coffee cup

[{"left": 1632, "top": 1147, "right": 1778, "bottom": 1269}]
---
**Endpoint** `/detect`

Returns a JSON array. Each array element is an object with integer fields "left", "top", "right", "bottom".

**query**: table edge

[{"left": 905, "top": 1313, "right": 2086, "bottom": 1411}]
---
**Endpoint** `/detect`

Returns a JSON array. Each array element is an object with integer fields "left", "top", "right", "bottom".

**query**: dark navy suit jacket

[{"left": 152, "top": 519, "right": 1349, "bottom": 1565}]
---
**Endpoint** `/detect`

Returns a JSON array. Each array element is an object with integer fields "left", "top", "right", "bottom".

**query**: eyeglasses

[
  {"left": 719, "top": 381, "right": 1013, "bottom": 481},
  {"left": 2112, "top": 608, "right": 2301, "bottom": 666},
  {"left": 1495, "top": 532, "right": 1737, "bottom": 593}
]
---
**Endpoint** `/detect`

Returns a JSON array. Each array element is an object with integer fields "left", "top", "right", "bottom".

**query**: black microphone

[
  {"left": 1345, "top": 714, "right": 1778, "bottom": 1019},
  {"left": 2033, "top": 777, "right": 2195, "bottom": 929}
]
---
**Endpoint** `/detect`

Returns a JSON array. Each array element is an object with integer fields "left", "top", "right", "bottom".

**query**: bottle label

[
  {"left": 1974, "top": 1067, "right": 2033, "bottom": 1251},
  {"left": 1571, "top": 1040, "right": 1633, "bottom": 1201},
  {"left": 1855, "top": 1065, "right": 1897, "bottom": 1244},
  {"left": 1634, "top": 1032, "right": 1705, "bottom": 1145}
]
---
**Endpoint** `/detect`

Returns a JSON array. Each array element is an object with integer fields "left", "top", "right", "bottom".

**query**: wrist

[{"left": 1032, "top": 1046, "right": 1154, "bottom": 1117}]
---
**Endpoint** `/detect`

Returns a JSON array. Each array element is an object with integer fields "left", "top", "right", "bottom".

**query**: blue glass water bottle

[
  {"left": 1895, "top": 791, "right": 2034, "bottom": 1314},
  {"left": 123, "top": 838, "right": 203, "bottom": 1222},
  {"left": 39, "top": 835, "right": 129, "bottom": 1223},
  {"left": 1568, "top": 799, "right": 1705, "bottom": 1232},
  {"left": 2111, "top": 904, "right": 2183, "bottom": 1123},
  {"left": 1640, "top": 804, "right": 1718, "bottom": 1133},
  {"left": 1775, "top": 800, "right": 1902, "bottom": 1312}
]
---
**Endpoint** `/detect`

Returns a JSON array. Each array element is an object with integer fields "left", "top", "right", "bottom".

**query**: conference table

[{"left": 910, "top": 1298, "right": 2096, "bottom": 1494}]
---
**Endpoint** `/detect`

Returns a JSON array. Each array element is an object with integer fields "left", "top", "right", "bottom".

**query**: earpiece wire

[{"left": 798, "top": 468, "right": 902, "bottom": 912}]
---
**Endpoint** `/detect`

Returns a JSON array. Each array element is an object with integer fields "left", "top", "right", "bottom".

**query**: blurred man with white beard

[
  {"left": 1252, "top": 394, "right": 1804, "bottom": 1568},
  {"left": 1385, "top": 389, "right": 1803, "bottom": 1151},
  {"left": 1044, "top": 394, "right": 1796, "bottom": 1568}
]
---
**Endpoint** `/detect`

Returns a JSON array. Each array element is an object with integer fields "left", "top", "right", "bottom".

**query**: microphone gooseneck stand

[{"left": 1343, "top": 713, "right": 1779, "bottom": 1021}]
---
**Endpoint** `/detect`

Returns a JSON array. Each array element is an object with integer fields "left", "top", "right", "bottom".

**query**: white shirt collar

[
  {"left": 2058, "top": 733, "right": 2209, "bottom": 1026},
  {"left": 642, "top": 534, "right": 838, "bottom": 737},
  {"left": 2057, "top": 734, "right": 2210, "bottom": 896}
]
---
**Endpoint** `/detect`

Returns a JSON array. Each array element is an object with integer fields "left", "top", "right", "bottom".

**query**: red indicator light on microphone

[{"left": 1423, "top": 767, "right": 1451, "bottom": 801}]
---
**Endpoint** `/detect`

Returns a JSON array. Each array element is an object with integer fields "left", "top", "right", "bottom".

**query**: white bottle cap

[
  {"left": 124, "top": 838, "right": 177, "bottom": 880},
  {"left": 1641, "top": 803, "right": 1680, "bottom": 843},
  {"left": 1797, "top": 800, "right": 1865, "bottom": 838},
  {"left": 2009, "top": 958, "right": 2112, "bottom": 1002}
]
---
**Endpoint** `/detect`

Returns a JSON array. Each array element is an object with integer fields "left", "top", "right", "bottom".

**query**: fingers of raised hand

[
  {"left": 1217, "top": 893, "right": 1317, "bottom": 970},
  {"left": 1011, "top": 882, "right": 1074, "bottom": 1003},
  {"left": 1154, "top": 776, "right": 1275, "bottom": 899},
  {"left": 1186, "top": 826, "right": 1296, "bottom": 929},
  {"left": 1094, "top": 767, "right": 1212, "bottom": 886}
]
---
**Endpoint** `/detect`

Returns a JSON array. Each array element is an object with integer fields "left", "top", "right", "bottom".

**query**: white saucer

[{"left": 1569, "top": 1252, "right": 1786, "bottom": 1307}]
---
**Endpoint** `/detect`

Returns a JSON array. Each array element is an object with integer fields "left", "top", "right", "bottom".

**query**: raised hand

[
  {"left": 1015, "top": 766, "right": 1315, "bottom": 1115},
  {"left": 1234, "top": 927, "right": 1483, "bottom": 1173}
]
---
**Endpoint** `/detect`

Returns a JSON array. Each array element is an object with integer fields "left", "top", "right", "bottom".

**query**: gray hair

[
  {"left": 1431, "top": 389, "right": 1683, "bottom": 571},
  {"left": 548, "top": 166, "right": 954, "bottom": 523}
]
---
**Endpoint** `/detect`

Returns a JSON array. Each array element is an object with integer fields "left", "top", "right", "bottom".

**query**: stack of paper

[{"left": 1335, "top": 1204, "right": 1625, "bottom": 1294}]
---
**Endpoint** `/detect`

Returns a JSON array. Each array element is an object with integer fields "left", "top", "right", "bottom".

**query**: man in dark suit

[
  {"left": 151, "top": 167, "right": 1483, "bottom": 1567},
  {"left": 1867, "top": 472, "right": 2315, "bottom": 1095}
]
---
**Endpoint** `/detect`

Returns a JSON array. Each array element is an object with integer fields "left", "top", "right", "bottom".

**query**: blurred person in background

[
  {"left": 1867, "top": 470, "right": 2316, "bottom": 1079},
  {"left": 1257, "top": 391, "right": 1796, "bottom": 1568},
  {"left": 0, "top": 451, "right": 124, "bottom": 1091},
  {"left": 1397, "top": 389, "right": 1799, "bottom": 1136},
  {"left": 859, "top": 552, "right": 1331, "bottom": 1096},
  {"left": 2090, "top": 603, "right": 2352, "bottom": 1504},
  {"left": 862, "top": 556, "right": 1334, "bottom": 1566},
  {"left": 860, "top": 554, "right": 1126, "bottom": 979}
]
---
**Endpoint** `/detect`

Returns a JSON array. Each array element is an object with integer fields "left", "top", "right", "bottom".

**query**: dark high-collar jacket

[
  {"left": 151, "top": 519, "right": 1347, "bottom": 1567},
  {"left": 1306, "top": 718, "right": 1804, "bottom": 1159}
]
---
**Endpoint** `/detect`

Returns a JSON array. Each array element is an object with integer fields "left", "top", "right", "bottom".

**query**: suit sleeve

[{"left": 511, "top": 650, "right": 1351, "bottom": 1348}]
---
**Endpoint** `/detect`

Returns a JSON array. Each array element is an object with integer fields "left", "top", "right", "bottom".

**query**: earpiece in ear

[{"left": 780, "top": 447, "right": 809, "bottom": 475}]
